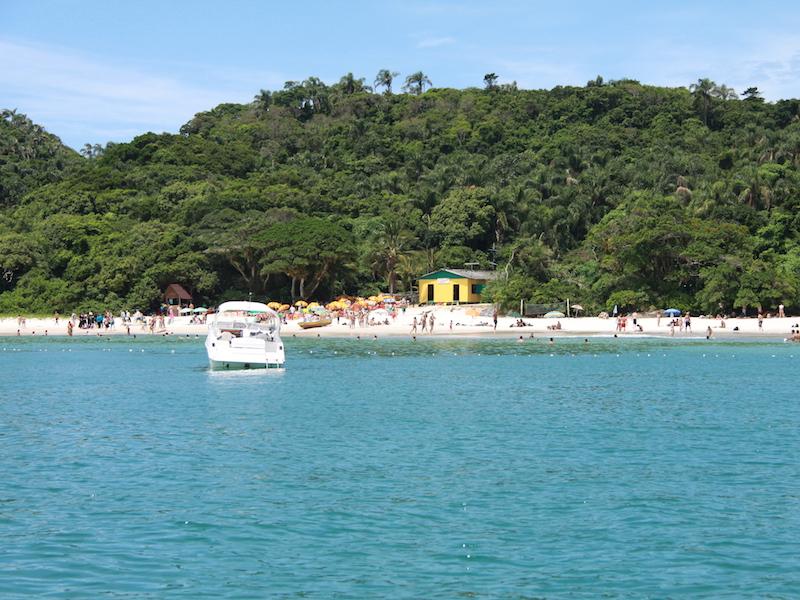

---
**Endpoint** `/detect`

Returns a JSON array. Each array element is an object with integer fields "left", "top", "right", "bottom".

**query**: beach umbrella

[
  {"left": 279, "top": 304, "right": 291, "bottom": 312},
  {"left": 267, "top": 301, "right": 282, "bottom": 310},
  {"left": 663, "top": 308, "right": 682, "bottom": 317},
  {"left": 294, "top": 300, "right": 308, "bottom": 307},
  {"left": 193, "top": 307, "right": 208, "bottom": 313},
  {"left": 544, "top": 311, "right": 565, "bottom": 318},
  {"left": 311, "top": 305, "right": 327, "bottom": 314},
  {"left": 571, "top": 304, "right": 584, "bottom": 311},
  {"left": 180, "top": 307, "right": 192, "bottom": 314},
  {"left": 307, "top": 302, "right": 320, "bottom": 309}
]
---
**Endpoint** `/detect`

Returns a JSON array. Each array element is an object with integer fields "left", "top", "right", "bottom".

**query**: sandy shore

[{"left": 2, "top": 306, "right": 798, "bottom": 340}]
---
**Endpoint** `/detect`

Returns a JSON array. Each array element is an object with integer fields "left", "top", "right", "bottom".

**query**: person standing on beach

[
  {"left": 493, "top": 309, "right": 498, "bottom": 331},
  {"left": 779, "top": 304, "right": 785, "bottom": 318},
  {"left": 410, "top": 317, "right": 417, "bottom": 334},
  {"left": 429, "top": 314, "right": 435, "bottom": 334},
  {"left": 421, "top": 313, "right": 428, "bottom": 333},
  {"left": 758, "top": 312, "right": 764, "bottom": 331},
  {"left": 685, "top": 313, "right": 691, "bottom": 332},
  {"left": 67, "top": 320, "right": 73, "bottom": 336}
]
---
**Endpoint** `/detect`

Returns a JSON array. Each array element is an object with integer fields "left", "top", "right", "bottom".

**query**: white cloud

[
  {"left": 417, "top": 36, "right": 456, "bottom": 49},
  {"left": 0, "top": 38, "right": 285, "bottom": 148}
]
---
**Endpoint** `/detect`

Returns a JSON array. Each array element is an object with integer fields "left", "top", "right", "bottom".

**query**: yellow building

[{"left": 417, "top": 269, "right": 497, "bottom": 304}]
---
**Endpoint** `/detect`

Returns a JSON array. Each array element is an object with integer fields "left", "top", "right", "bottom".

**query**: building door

[
  {"left": 453, "top": 284, "right": 460, "bottom": 302},
  {"left": 427, "top": 284, "right": 434, "bottom": 303}
]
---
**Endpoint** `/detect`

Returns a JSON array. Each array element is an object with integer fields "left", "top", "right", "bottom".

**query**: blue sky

[{"left": 3, "top": 0, "right": 800, "bottom": 149}]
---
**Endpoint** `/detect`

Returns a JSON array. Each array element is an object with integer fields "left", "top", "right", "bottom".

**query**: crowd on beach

[{"left": 6, "top": 297, "right": 800, "bottom": 341}]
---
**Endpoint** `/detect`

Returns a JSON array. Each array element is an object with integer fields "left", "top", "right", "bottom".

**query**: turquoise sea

[{"left": 1, "top": 335, "right": 799, "bottom": 598}]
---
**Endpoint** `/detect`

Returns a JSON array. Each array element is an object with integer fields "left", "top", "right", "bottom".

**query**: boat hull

[
  {"left": 208, "top": 358, "right": 284, "bottom": 370},
  {"left": 299, "top": 319, "right": 332, "bottom": 329},
  {"left": 205, "top": 334, "right": 285, "bottom": 370}
]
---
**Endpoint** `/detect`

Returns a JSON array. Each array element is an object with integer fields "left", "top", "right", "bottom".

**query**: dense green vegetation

[{"left": 3, "top": 74, "right": 800, "bottom": 315}]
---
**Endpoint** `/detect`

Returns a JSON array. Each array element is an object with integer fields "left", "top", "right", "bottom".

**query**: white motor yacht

[{"left": 205, "top": 301, "right": 285, "bottom": 369}]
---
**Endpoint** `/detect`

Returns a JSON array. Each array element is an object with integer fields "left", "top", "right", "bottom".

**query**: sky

[{"left": 3, "top": 0, "right": 800, "bottom": 149}]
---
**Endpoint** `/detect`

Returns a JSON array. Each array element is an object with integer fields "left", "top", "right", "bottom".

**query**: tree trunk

[
  {"left": 291, "top": 277, "right": 296, "bottom": 301},
  {"left": 299, "top": 277, "right": 305, "bottom": 299},
  {"left": 388, "top": 270, "right": 396, "bottom": 294},
  {"left": 250, "top": 262, "right": 260, "bottom": 293},
  {"left": 306, "top": 264, "right": 331, "bottom": 299}
]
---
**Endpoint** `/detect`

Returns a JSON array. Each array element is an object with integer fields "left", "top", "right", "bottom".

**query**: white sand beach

[{"left": 2, "top": 305, "right": 798, "bottom": 340}]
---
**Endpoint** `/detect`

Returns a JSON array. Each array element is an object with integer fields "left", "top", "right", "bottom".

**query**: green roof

[{"left": 419, "top": 269, "right": 498, "bottom": 281}]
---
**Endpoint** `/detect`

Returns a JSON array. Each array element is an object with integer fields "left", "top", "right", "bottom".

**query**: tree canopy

[{"left": 2, "top": 72, "right": 800, "bottom": 315}]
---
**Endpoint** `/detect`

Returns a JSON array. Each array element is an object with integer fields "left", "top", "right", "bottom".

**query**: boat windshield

[{"left": 213, "top": 310, "right": 280, "bottom": 333}]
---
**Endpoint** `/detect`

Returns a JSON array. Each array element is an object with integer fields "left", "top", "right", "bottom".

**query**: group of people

[
  {"left": 666, "top": 314, "right": 692, "bottom": 336},
  {"left": 74, "top": 311, "right": 116, "bottom": 330},
  {"left": 410, "top": 312, "right": 436, "bottom": 334},
  {"left": 615, "top": 315, "right": 645, "bottom": 333},
  {"left": 331, "top": 308, "right": 397, "bottom": 329}
]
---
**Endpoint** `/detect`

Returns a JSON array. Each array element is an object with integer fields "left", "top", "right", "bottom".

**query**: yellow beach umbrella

[
  {"left": 267, "top": 301, "right": 282, "bottom": 310},
  {"left": 294, "top": 300, "right": 308, "bottom": 307},
  {"left": 308, "top": 302, "right": 320, "bottom": 308},
  {"left": 279, "top": 304, "right": 291, "bottom": 312}
]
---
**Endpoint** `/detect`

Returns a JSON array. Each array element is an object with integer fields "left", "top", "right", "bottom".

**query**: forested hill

[
  {"left": 0, "top": 109, "right": 80, "bottom": 206},
  {"left": 2, "top": 76, "right": 800, "bottom": 315}
]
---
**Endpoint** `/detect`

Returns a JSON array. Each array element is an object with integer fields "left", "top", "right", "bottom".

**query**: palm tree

[
  {"left": 253, "top": 89, "right": 272, "bottom": 115},
  {"left": 714, "top": 84, "right": 737, "bottom": 101},
  {"left": 396, "top": 254, "right": 418, "bottom": 294},
  {"left": 403, "top": 71, "right": 432, "bottom": 95},
  {"left": 374, "top": 69, "right": 399, "bottom": 95},
  {"left": 338, "top": 72, "right": 368, "bottom": 95},
  {"left": 738, "top": 167, "right": 772, "bottom": 210},
  {"left": 689, "top": 78, "right": 716, "bottom": 126},
  {"left": 300, "top": 76, "right": 331, "bottom": 114},
  {"left": 488, "top": 187, "right": 520, "bottom": 244},
  {"left": 369, "top": 216, "right": 415, "bottom": 293},
  {"left": 483, "top": 73, "right": 499, "bottom": 90}
]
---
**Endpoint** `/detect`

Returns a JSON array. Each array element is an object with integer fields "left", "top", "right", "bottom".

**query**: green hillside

[{"left": 2, "top": 75, "right": 800, "bottom": 315}]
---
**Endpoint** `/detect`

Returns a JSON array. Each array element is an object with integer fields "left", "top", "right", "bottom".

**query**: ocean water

[{"left": 1, "top": 335, "right": 799, "bottom": 598}]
